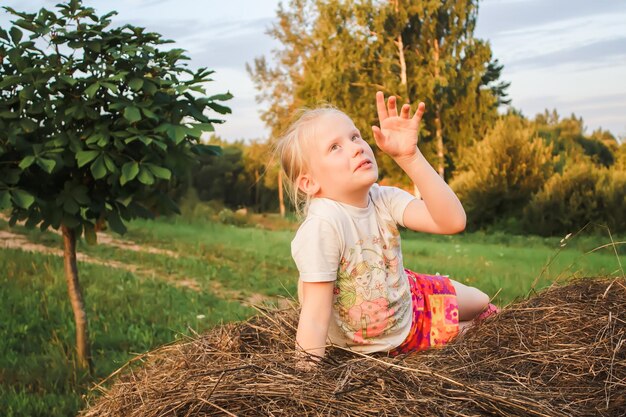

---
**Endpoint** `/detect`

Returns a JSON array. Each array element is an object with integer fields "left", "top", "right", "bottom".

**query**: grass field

[{"left": 1, "top": 215, "right": 623, "bottom": 416}]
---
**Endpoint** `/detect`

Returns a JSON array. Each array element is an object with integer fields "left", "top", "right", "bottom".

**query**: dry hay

[{"left": 82, "top": 277, "right": 626, "bottom": 416}]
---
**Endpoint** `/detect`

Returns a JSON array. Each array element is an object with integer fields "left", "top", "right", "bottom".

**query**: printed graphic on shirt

[{"left": 333, "top": 220, "right": 411, "bottom": 344}]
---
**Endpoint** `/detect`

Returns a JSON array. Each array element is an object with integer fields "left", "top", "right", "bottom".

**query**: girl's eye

[
  {"left": 330, "top": 144, "right": 339, "bottom": 151},
  {"left": 351, "top": 134, "right": 360, "bottom": 141}
]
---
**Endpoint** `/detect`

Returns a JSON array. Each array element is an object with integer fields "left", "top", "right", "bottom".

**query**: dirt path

[
  {"left": 0, "top": 217, "right": 279, "bottom": 305},
  {"left": 0, "top": 228, "right": 197, "bottom": 288}
]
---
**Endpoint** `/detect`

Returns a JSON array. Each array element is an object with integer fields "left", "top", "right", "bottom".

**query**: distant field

[{"left": 1, "top": 215, "right": 623, "bottom": 416}]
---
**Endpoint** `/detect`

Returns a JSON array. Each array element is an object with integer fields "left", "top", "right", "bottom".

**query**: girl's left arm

[
  {"left": 395, "top": 152, "right": 466, "bottom": 234},
  {"left": 372, "top": 91, "right": 466, "bottom": 234}
]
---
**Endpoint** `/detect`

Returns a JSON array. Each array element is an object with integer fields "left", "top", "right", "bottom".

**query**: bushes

[
  {"left": 615, "top": 144, "right": 626, "bottom": 171},
  {"left": 597, "top": 169, "right": 626, "bottom": 231},
  {"left": 449, "top": 115, "right": 625, "bottom": 236},
  {"left": 450, "top": 116, "right": 554, "bottom": 229},
  {"left": 523, "top": 164, "right": 626, "bottom": 236},
  {"left": 522, "top": 164, "right": 599, "bottom": 236}
]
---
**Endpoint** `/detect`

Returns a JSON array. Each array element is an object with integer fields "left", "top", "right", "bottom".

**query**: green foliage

[
  {"left": 535, "top": 110, "right": 616, "bottom": 169},
  {"left": 450, "top": 116, "right": 555, "bottom": 229},
  {"left": 574, "top": 136, "right": 614, "bottom": 167},
  {"left": 0, "top": 0, "right": 232, "bottom": 236},
  {"left": 614, "top": 144, "right": 626, "bottom": 171},
  {"left": 523, "top": 164, "right": 626, "bottom": 236},
  {"left": 170, "top": 137, "right": 278, "bottom": 213},
  {"left": 596, "top": 169, "right": 626, "bottom": 232},
  {"left": 248, "top": 0, "right": 508, "bottom": 184}
]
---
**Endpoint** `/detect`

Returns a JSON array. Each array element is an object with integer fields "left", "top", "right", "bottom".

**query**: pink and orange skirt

[{"left": 389, "top": 270, "right": 460, "bottom": 355}]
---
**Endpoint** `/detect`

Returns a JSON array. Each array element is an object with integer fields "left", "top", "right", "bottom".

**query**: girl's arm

[
  {"left": 396, "top": 152, "right": 466, "bottom": 234},
  {"left": 372, "top": 92, "right": 466, "bottom": 234},
  {"left": 295, "top": 280, "right": 334, "bottom": 366}
]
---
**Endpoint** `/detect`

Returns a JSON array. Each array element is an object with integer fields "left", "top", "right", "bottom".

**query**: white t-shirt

[{"left": 291, "top": 183, "right": 417, "bottom": 353}]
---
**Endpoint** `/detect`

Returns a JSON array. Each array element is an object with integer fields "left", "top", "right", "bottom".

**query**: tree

[
  {"left": 535, "top": 111, "right": 616, "bottom": 169},
  {"left": 0, "top": 0, "right": 231, "bottom": 371},
  {"left": 243, "top": 139, "right": 276, "bottom": 210},
  {"left": 247, "top": 0, "right": 318, "bottom": 216},
  {"left": 249, "top": 0, "right": 509, "bottom": 200},
  {"left": 615, "top": 143, "right": 626, "bottom": 171}
]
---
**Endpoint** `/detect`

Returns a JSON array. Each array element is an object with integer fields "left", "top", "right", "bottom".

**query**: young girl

[{"left": 277, "top": 92, "right": 498, "bottom": 366}]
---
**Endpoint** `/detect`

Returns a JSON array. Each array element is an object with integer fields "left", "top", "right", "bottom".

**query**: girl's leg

[
  {"left": 458, "top": 321, "right": 474, "bottom": 333},
  {"left": 449, "top": 279, "right": 490, "bottom": 321}
]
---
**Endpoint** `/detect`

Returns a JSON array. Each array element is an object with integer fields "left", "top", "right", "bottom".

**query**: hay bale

[{"left": 82, "top": 277, "right": 626, "bottom": 416}]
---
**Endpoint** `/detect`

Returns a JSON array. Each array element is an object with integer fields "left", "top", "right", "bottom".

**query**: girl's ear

[{"left": 297, "top": 173, "right": 320, "bottom": 196}]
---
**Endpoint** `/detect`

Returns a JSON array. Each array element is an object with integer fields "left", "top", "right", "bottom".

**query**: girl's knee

[
  {"left": 464, "top": 287, "right": 488, "bottom": 308},
  {"left": 471, "top": 287, "right": 489, "bottom": 304}
]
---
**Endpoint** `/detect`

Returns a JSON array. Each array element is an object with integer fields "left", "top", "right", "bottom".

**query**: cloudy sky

[{"left": 2, "top": 0, "right": 625, "bottom": 142}]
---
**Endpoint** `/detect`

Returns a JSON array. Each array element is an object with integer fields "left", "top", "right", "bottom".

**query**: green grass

[
  {"left": 0, "top": 215, "right": 623, "bottom": 416},
  {"left": 0, "top": 245, "right": 252, "bottom": 417}
]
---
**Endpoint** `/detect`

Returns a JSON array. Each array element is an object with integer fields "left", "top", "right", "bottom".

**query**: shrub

[
  {"left": 523, "top": 164, "right": 626, "bottom": 236},
  {"left": 450, "top": 116, "right": 555, "bottom": 229},
  {"left": 217, "top": 208, "right": 246, "bottom": 226},
  {"left": 596, "top": 169, "right": 626, "bottom": 233},
  {"left": 614, "top": 145, "right": 626, "bottom": 171}
]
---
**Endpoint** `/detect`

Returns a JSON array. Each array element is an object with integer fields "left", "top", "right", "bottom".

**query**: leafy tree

[
  {"left": 249, "top": 0, "right": 509, "bottom": 199},
  {"left": 247, "top": 0, "right": 317, "bottom": 216},
  {"left": 243, "top": 139, "right": 277, "bottom": 210},
  {"left": 590, "top": 128, "right": 619, "bottom": 152},
  {"left": 192, "top": 138, "right": 247, "bottom": 206},
  {"left": 386, "top": 0, "right": 510, "bottom": 179},
  {"left": 180, "top": 138, "right": 279, "bottom": 213},
  {"left": 534, "top": 111, "right": 615, "bottom": 169},
  {"left": 615, "top": 143, "right": 626, "bottom": 171},
  {"left": 0, "top": 0, "right": 231, "bottom": 370}
]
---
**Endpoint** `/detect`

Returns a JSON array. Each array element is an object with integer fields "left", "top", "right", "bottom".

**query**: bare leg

[
  {"left": 458, "top": 321, "right": 473, "bottom": 332},
  {"left": 450, "top": 279, "right": 490, "bottom": 321}
]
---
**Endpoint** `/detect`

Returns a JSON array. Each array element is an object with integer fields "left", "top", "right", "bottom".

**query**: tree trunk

[
  {"left": 435, "top": 105, "right": 444, "bottom": 178},
  {"left": 61, "top": 225, "right": 92, "bottom": 373},
  {"left": 396, "top": 35, "right": 408, "bottom": 101},
  {"left": 433, "top": 38, "right": 445, "bottom": 178},
  {"left": 392, "top": 1, "right": 420, "bottom": 196},
  {"left": 278, "top": 169, "right": 285, "bottom": 217},
  {"left": 254, "top": 169, "right": 260, "bottom": 207}
]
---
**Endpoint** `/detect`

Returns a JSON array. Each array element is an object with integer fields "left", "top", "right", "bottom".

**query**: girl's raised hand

[{"left": 372, "top": 91, "right": 425, "bottom": 162}]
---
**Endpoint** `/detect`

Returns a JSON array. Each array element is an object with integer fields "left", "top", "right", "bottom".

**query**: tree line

[
  {"left": 180, "top": 0, "right": 625, "bottom": 235},
  {"left": 178, "top": 109, "right": 625, "bottom": 236}
]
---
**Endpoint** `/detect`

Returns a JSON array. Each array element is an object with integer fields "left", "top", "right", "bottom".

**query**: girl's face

[{"left": 302, "top": 112, "right": 378, "bottom": 207}]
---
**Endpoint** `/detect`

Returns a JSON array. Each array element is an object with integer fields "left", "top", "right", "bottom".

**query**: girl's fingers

[
  {"left": 412, "top": 101, "right": 426, "bottom": 122},
  {"left": 388, "top": 95, "right": 398, "bottom": 117},
  {"left": 375, "top": 91, "right": 388, "bottom": 121},
  {"left": 400, "top": 104, "right": 410, "bottom": 118}
]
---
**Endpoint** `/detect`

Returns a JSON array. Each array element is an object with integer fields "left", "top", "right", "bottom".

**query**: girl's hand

[
  {"left": 294, "top": 352, "right": 321, "bottom": 372},
  {"left": 372, "top": 91, "right": 426, "bottom": 163}
]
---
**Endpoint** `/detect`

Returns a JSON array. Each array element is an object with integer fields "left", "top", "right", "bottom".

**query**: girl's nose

[{"left": 350, "top": 140, "right": 364, "bottom": 157}]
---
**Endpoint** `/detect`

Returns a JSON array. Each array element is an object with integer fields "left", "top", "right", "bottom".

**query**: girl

[{"left": 277, "top": 92, "right": 498, "bottom": 367}]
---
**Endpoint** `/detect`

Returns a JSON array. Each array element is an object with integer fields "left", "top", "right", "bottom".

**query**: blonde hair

[{"left": 274, "top": 106, "right": 346, "bottom": 218}]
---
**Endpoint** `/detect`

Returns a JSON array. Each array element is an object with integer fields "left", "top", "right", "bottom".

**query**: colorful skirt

[{"left": 389, "top": 270, "right": 459, "bottom": 355}]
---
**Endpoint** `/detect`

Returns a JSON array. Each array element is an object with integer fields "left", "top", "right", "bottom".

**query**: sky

[{"left": 2, "top": 0, "right": 625, "bottom": 142}]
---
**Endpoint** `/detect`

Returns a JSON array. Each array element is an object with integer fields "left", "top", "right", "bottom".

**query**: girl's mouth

[{"left": 356, "top": 160, "right": 372, "bottom": 171}]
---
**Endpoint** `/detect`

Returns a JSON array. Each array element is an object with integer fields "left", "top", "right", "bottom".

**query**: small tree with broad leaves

[{"left": 0, "top": 0, "right": 232, "bottom": 372}]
